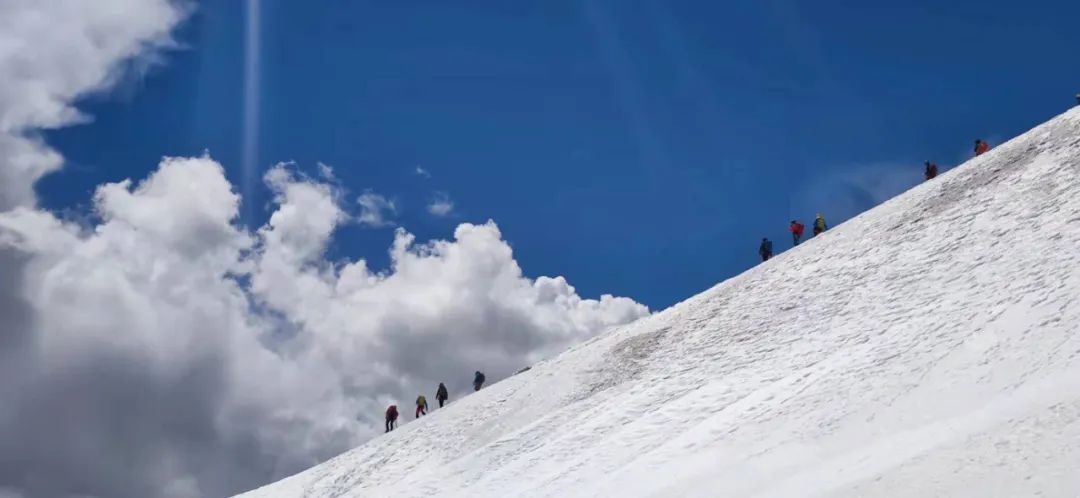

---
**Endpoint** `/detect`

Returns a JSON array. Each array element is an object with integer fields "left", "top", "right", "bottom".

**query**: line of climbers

[
  {"left": 387, "top": 98, "right": 1075, "bottom": 433},
  {"left": 759, "top": 214, "right": 826, "bottom": 261},
  {"left": 759, "top": 137, "right": 996, "bottom": 263},
  {"left": 384, "top": 371, "right": 486, "bottom": 432},
  {"left": 381, "top": 104, "right": 1076, "bottom": 431},
  {"left": 924, "top": 138, "right": 991, "bottom": 182}
]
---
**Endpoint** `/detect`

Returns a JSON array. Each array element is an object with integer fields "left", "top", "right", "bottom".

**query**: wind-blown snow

[{"left": 238, "top": 107, "right": 1080, "bottom": 498}]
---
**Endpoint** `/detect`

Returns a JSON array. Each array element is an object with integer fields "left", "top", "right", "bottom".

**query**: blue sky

[{"left": 40, "top": 0, "right": 1080, "bottom": 309}]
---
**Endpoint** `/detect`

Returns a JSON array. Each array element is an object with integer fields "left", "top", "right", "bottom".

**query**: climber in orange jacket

[{"left": 974, "top": 139, "right": 990, "bottom": 156}]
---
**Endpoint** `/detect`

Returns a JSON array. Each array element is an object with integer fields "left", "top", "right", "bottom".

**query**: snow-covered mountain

[{"left": 237, "top": 107, "right": 1080, "bottom": 498}]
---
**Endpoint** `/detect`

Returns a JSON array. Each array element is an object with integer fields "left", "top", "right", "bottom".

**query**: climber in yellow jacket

[{"left": 415, "top": 395, "right": 429, "bottom": 418}]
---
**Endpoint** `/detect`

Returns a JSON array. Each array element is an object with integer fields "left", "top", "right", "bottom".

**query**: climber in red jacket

[
  {"left": 789, "top": 220, "right": 805, "bottom": 246},
  {"left": 385, "top": 404, "right": 399, "bottom": 433}
]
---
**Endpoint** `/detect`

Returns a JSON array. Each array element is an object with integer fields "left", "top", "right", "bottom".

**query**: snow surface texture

[{"left": 238, "top": 108, "right": 1080, "bottom": 497}]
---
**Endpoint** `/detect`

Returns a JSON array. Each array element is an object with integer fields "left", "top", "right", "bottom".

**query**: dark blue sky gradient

[{"left": 40, "top": 0, "right": 1080, "bottom": 308}]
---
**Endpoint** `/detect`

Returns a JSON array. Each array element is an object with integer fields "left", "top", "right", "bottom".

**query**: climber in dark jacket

[
  {"left": 924, "top": 161, "right": 938, "bottom": 180},
  {"left": 385, "top": 404, "right": 399, "bottom": 433},
  {"left": 473, "top": 371, "right": 486, "bottom": 391},
  {"left": 758, "top": 238, "right": 773, "bottom": 261},
  {"left": 436, "top": 382, "right": 449, "bottom": 408}
]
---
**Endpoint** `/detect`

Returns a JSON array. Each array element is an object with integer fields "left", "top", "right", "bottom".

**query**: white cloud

[
  {"left": 0, "top": 4, "right": 649, "bottom": 497},
  {"left": 415, "top": 166, "right": 431, "bottom": 178},
  {"left": 356, "top": 191, "right": 397, "bottom": 227},
  {"left": 316, "top": 161, "right": 335, "bottom": 180},
  {"left": 427, "top": 192, "right": 455, "bottom": 217},
  {"left": 0, "top": 0, "right": 188, "bottom": 210},
  {"left": 0, "top": 158, "right": 650, "bottom": 498}
]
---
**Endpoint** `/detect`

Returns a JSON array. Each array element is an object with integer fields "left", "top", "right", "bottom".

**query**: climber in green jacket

[{"left": 813, "top": 214, "right": 828, "bottom": 236}]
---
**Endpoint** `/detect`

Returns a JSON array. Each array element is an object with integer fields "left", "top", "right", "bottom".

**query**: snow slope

[{"left": 238, "top": 108, "right": 1080, "bottom": 498}]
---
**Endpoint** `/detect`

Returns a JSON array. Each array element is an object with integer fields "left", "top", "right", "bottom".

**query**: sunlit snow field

[{"left": 240, "top": 107, "right": 1080, "bottom": 498}]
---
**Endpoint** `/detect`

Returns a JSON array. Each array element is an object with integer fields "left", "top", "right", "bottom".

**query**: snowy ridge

[{"left": 238, "top": 108, "right": 1080, "bottom": 498}]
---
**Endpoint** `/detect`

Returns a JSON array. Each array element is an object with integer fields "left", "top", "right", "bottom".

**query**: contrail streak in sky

[{"left": 242, "top": 0, "right": 261, "bottom": 223}]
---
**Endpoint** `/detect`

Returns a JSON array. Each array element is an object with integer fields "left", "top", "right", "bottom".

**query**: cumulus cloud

[
  {"left": 0, "top": 4, "right": 649, "bottom": 497},
  {"left": 0, "top": 0, "right": 187, "bottom": 210},
  {"left": 415, "top": 165, "right": 431, "bottom": 178},
  {"left": 356, "top": 191, "right": 397, "bottom": 227},
  {"left": 427, "top": 192, "right": 455, "bottom": 217},
  {"left": 0, "top": 159, "right": 649, "bottom": 497}
]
